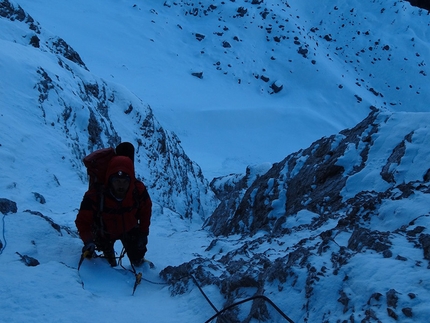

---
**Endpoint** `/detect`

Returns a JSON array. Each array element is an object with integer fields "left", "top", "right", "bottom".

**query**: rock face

[{"left": 161, "top": 108, "right": 430, "bottom": 322}]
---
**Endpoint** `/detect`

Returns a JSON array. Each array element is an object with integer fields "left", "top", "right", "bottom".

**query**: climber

[{"left": 75, "top": 154, "right": 152, "bottom": 267}]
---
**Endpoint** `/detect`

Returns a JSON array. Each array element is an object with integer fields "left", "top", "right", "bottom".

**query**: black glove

[{"left": 82, "top": 242, "right": 96, "bottom": 258}]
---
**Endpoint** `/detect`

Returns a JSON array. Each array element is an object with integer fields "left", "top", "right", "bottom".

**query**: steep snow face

[
  {"left": 0, "top": 0, "right": 218, "bottom": 221},
  {"left": 164, "top": 109, "right": 430, "bottom": 322}
]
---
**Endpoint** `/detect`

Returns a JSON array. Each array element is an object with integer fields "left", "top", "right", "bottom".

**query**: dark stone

[
  {"left": 419, "top": 234, "right": 430, "bottom": 260},
  {"left": 16, "top": 252, "right": 40, "bottom": 267},
  {"left": 32, "top": 192, "right": 46, "bottom": 204},
  {"left": 51, "top": 37, "right": 87, "bottom": 69},
  {"left": 270, "top": 81, "right": 283, "bottom": 93},
  {"left": 29, "top": 35, "right": 40, "bottom": 48},
  {"left": 386, "top": 289, "right": 399, "bottom": 308},
  {"left": 347, "top": 227, "right": 391, "bottom": 253},
  {"left": 260, "top": 75, "right": 270, "bottom": 82},
  {"left": 195, "top": 33, "right": 205, "bottom": 41},
  {"left": 222, "top": 41, "right": 231, "bottom": 48},
  {"left": 338, "top": 290, "right": 350, "bottom": 313},
  {"left": 324, "top": 34, "right": 333, "bottom": 41},
  {"left": 402, "top": 307, "right": 413, "bottom": 318},
  {"left": 408, "top": 293, "right": 416, "bottom": 299},
  {"left": 191, "top": 71, "right": 204, "bottom": 79},
  {"left": 236, "top": 7, "right": 247, "bottom": 17},
  {"left": 423, "top": 168, "right": 430, "bottom": 181},
  {"left": 298, "top": 46, "right": 308, "bottom": 57},
  {"left": 0, "top": 198, "right": 17, "bottom": 215},
  {"left": 387, "top": 308, "right": 398, "bottom": 320}
]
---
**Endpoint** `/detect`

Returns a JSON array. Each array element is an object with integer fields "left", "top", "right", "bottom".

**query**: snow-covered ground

[{"left": 1, "top": 0, "right": 430, "bottom": 322}]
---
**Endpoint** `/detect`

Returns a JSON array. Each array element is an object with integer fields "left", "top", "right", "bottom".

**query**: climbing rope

[
  {"left": 189, "top": 274, "right": 228, "bottom": 323},
  {"left": 203, "top": 294, "right": 295, "bottom": 323},
  {"left": 77, "top": 247, "right": 295, "bottom": 321},
  {"left": 0, "top": 214, "right": 7, "bottom": 255},
  {"left": 116, "top": 247, "right": 167, "bottom": 294},
  {"left": 189, "top": 273, "right": 295, "bottom": 323}
]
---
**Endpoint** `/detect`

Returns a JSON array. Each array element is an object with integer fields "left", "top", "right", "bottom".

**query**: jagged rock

[
  {"left": 49, "top": 37, "right": 86, "bottom": 68},
  {"left": 0, "top": 0, "right": 39, "bottom": 32},
  {"left": 324, "top": 34, "right": 333, "bottom": 41},
  {"left": 418, "top": 234, "right": 430, "bottom": 260},
  {"left": 207, "top": 109, "right": 380, "bottom": 237},
  {"left": 1, "top": 1, "right": 86, "bottom": 68},
  {"left": 347, "top": 227, "right": 391, "bottom": 254},
  {"left": 29, "top": 35, "right": 40, "bottom": 47},
  {"left": 16, "top": 252, "right": 40, "bottom": 267},
  {"left": 387, "top": 307, "right": 398, "bottom": 320},
  {"left": 32, "top": 192, "right": 46, "bottom": 204},
  {"left": 163, "top": 108, "right": 430, "bottom": 322},
  {"left": 236, "top": 7, "right": 247, "bottom": 17},
  {"left": 423, "top": 168, "right": 430, "bottom": 181},
  {"left": 402, "top": 307, "right": 413, "bottom": 318},
  {"left": 338, "top": 290, "right": 350, "bottom": 313},
  {"left": 298, "top": 46, "right": 309, "bottom": 57},
  {"left": 270, "top": 81, "right": 283, "bottom": 93},
  {"left": 191, "top": 71, "right": 203, "bottom": 79},
  {"left": 195, "top": 33, "right": 205, "bottom": 41},
  {"left": 386, "top": 289, "right": 399, "bottom": 308},
  {"left": 380, "top": 132, "right": 412, "bottom": 183},
  {"left": 0, "top": 198, "right": 17, "bottom": 215},
  {"left": 222, "top": 40, "right": 231, "bottom": 48}
]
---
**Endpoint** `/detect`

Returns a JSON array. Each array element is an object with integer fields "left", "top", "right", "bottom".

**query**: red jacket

[{"left": 75, "top": 156, "right": 152, "bottom": 243}]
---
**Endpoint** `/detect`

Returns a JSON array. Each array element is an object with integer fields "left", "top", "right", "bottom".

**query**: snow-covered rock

[{"left": 162, "top": 108, "right": 430, "bottom": 322}]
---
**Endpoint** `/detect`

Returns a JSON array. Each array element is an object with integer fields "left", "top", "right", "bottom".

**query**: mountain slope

[
  {"left": 164, "top": 108, "right": 430, "bottom": 322},
  {"left": 14, "top": 0, "right": 430, "bottom": 177}
]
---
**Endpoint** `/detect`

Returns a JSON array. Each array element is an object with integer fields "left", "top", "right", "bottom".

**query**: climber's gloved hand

[{"left": 82, "top": 242, "right": 96, "bottom": 259}]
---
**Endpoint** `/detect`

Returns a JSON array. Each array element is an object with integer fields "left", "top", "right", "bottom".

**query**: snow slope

[{"left": 13, "top": 0, "right": 430, "bottom": 178}]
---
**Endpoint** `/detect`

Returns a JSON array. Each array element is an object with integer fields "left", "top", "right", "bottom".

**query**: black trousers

[{"left": 95, "top": 227, "right": 147, "bottom": 263}]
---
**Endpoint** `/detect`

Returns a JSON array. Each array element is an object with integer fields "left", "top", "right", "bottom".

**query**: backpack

[
  {"left": 83, "top": 142, "right": 135, "bottom": 190},
  {"left": 83, "top": 142, "right": 136, "bottom": 238}
]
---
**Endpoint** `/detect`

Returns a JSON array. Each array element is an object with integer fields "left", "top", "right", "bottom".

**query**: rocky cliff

[{"left": 162, "top": 108, "right": 430, "bottom": 322}]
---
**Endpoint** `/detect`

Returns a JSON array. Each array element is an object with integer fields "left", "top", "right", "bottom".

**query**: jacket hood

[{"left": 105, "top": 155, "right": 135, "bottom": 185}]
